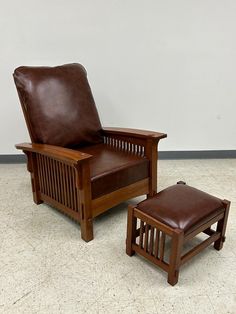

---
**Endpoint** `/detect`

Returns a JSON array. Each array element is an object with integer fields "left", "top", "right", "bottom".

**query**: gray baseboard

[
  {"left": 0, "top": 154, "right": 27, "bottom": 163},
  {"left": 0, "top": 150, "right": 236, "bottom": 163},
  {"left": 159, "top": 150, "right": 236, "bottom": 159}
]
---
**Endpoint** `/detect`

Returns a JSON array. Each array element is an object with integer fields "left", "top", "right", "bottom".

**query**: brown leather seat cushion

[
  {"left": 13, "top": 63, "right": 103, "bottom": 147},
  {"left": 137, "top": 184, "right": 224, "bottom": 233},
  {"left": 78, "top": 144, "right": 149, "bottom": 199}
]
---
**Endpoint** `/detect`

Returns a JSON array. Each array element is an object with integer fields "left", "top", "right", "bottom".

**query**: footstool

[{"left": 126, "top": 182, "right": 230, "bottom": 286}]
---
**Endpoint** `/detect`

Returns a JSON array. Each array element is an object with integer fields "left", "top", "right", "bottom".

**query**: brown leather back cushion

[{"left": 13, "top": 63, "right": 103, "bottom": 147}]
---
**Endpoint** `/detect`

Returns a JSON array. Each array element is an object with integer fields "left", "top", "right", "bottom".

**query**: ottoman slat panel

[{"left": 132, "top": 244, "right": 170, "bottom": 272}]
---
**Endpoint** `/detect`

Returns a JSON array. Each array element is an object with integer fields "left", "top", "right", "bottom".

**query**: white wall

[{"left": 1, "top": 0, "right": 236, "bottom": 154}]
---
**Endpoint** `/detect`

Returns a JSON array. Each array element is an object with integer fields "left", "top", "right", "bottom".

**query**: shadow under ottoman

[{"left": 126, "top": 181, "right": 230, "bottom": 286}]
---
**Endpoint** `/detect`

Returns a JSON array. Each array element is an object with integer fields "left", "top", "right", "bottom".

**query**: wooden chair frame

[
  {"left": 126, "top": 199, "right": 230, "bottom": 285},
  {"left": 16, "top": 127, "right": 166, "bottom": 242}
]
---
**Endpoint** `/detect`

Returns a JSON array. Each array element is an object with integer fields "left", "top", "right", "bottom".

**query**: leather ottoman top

[{"left": 137, "top": 184, "right": 225, "bottom": 233}]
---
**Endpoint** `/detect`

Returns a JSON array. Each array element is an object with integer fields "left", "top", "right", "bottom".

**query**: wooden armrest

[
  {"left": 15, "top": 143, "right": 92, "bottom": 165},
  {"left": 102, "top": 127, "right": 167, "bottom": 140}
]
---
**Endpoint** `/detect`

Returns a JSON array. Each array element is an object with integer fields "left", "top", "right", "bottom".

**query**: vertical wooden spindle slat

[
  {"left": 62, "top": 163, "right": 68, "bottom": 207},
  {"left": 68, "top": 166, "right": 74, "bottom": 209},
  {"left": 55, "top": 160, "right": 60, "bottom": 202},
  {"left": 154, "top": 229, "right": 160, "bottom": 258},
  {"left": 53, "top": 159, "right": 58, "bottom": 200},
  {"left": 36, "top": 154, "right": 42, "bottom": 192},
  {"left": 46, "top": 157, "right": 52, "bottom": 197},
  {"left": 159, "top": 232, "right": 166, "bottom": 262},
  {"left": 43, "top": 156, "right": 50, "bottom": 195},
  {"left": 38, "top": 154, "right": 43, "bottom": 193},
  {"left": 52, "top": 160, "right": 58, "bottom": 201},
  {"left": 74, "top": 170, "right": 79, "bottom": 212},
  {"left": 38, "top": 155, "right": 43, "bottom": 192},
  {"left": 53, "top": 160, "right": 58, "bottom": 202},
  {"left": 58, "top": 161, "right": 64, "bottom": 205},
  {"left": 44, "top": 156, "right": 49, "bottom": 195},
  {"left": 50, "top": 158, "right": 56, "bottom": 199},
  {"left": 40, "top": 155, "right": 46, "bottom": 195},
  {"left": 64, "top": 164, "right": 68, "bottom": 207},
  {"left": 65, "top": 165, "right": 71, "bottom": 208},
  {"left": 71, "top": 167, "right": 77, "bottom": 211},
  {"left": 56, "top": 161, "right": 61, "bottom": 203},
  {"left": 46, "top": 156, "right": 53, "bottom": 197},
  {"left": 58, "top": 162, "right": 63, "bottom": 204},
  {"left": 139, "top": 220, "right": 144, "bottom": 248},
  {"left": 72, "top": 167, "right": 76, "bottom": 209},
  {"left": 68, "top": 166, "right": 73, "bottom": 209},
  {"left": 65, "top": 164, "right": 71, "bottom": 208},
  {"left": 144, "top": 223, "right": 149, "bottom": 252},
  {"left": 149, "top": 226, "right": 155, "bottom": 255}
]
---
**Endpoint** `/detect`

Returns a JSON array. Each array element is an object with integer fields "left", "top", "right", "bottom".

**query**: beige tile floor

[{"left": 0, "top": 159, "right": 236, "bottom": 314}]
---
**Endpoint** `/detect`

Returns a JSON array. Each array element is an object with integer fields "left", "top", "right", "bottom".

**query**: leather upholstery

[
  {"left": 13, "top": 63, "right": 103, "bottom": 147},
  {"left": 78, "top": 144, "right": 149, "bottom": 199},
  {"left": 137, "top": 184, "right": 224, "bottom": 233}
]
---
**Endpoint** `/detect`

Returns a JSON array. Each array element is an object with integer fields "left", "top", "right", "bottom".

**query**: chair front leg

[
  {"left": 75, "top": 162, "right": 94, "bottom": 242},
  {"left": 80, "top": 207, "right": 93, "bottom": 242}
]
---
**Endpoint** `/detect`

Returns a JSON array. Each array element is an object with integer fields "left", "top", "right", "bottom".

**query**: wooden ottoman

[{"left": 126, "top": 182, "right": 230, "bottom": 286}]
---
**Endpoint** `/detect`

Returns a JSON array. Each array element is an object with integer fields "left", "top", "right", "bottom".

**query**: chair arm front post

[
  {"left": 74, "top": 162, "right": 93, "bottom": 242},
  {"left": 145, "top": 138, "right": 158, "bottom": 197},
  {"left": 24, "top": 151, "right": 43, "bottom": 204}
]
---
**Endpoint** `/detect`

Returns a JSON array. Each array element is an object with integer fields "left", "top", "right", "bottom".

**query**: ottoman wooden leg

[
  {"left": 168, "top": 229, "right": 184, "bottom": 286},
  {"left": 214, "top": 200, "right": 230, "bottom": 251},
  {"left": 126, "top": 205, "right": 137, "bottom": 256}
]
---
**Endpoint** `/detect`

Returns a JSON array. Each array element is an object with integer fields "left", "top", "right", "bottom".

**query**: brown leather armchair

[{"left": 13, "top": 63, "right": 167, "bottom": 242}]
